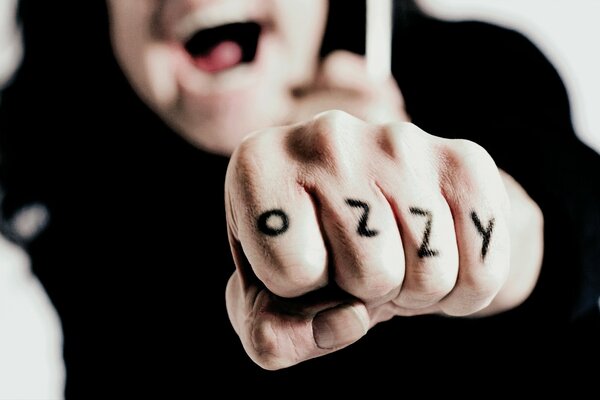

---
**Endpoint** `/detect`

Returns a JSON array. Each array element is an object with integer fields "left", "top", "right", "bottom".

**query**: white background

[
  {"left": 419, "top": 0, "right": 600, "bottom": 153},
  {"left": 1, "top": 1, "right": 599, "bottom": 399}
]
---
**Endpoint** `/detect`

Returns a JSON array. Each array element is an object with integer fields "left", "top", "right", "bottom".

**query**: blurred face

[{"left": 107, "top": 0, "right": 327, "bottom": 155}]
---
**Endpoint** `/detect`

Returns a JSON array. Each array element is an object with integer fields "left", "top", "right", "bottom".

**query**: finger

[
  {"left": 374, "top": 123, "right": 459, "bottom": 310},
  {"left": 320, "top": 185, "right": 406, "bottom": 303},
  {"left": 289, "top": 112, "right": 405, "bottom": 303},
  {"left": 226, "top": 270, "right": 369, "bottom": 370},
  {"left": 226, "top": 129, "right": 328, "bottom": 298},
  {"left": 437, "top": 139, "right": 511, "bottom": 316},
  {"left": 291, "top": 51, "right": 408, "bottom": 124},
  {"left": 318, "top": 51, "right": 408, "bottom": 123},
  {"left": 317, "top": 50, "right": 374, "bottom": 91}
]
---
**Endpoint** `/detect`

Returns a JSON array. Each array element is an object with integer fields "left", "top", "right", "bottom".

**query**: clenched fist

[{"left": 225, "top": 111, "right": 543, "bottom": 370}]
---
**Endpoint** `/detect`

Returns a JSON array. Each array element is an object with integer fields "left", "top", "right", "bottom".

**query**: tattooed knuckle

[
  {"left": 257, "top": 209, "right": 290, "bottom": 237},
  {"left": 409, "top": 207, "right": 441, "bottom": 258},
  {"left": 346, "top": 199, "right": 380, "bottom": 237}
]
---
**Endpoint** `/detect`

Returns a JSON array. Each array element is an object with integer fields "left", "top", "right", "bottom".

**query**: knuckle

[
  {"left": 440, "top": 139, "right": 502, "bottom": 198},
  {"left": 234, "top": 131, "right": 262, "bottom": 159},
  {"left": 377, "top": 122, "right": 433, "bottom": 165},
  {"left": 230, "top": 134, "right": 265, "bottom": 179},
  {"left": 234, "top": 127, "right": 286, "bottom": 168},
  {"left": 286, "top": 111, "right": 350, "bottom": 165},
  {"left": 265, "top": 257, "right": 327, "bottom": 298},
  {"left": 450, "top": 139, "right": 496, "bottom": 175},
  {"left": 452, "top": 138, "right": 488, "bottom": 159},
  {"left": 461, "top": 267, "right": 504, "bottom": 301},
  {"left": 312, "top": 109, "right": 356, "bottom": 130},
  {"left": 259, "top": 244, "right": 327, "bottom": 298},
  {"left": 405, "top": 268, "right": 455, "bottom": 301},
  {"left": 310, "top": 110, "right": 358, "bottom": 146},
  {"left": 377, "top": 123, "right": 408, "bottom": 160},
  {"left": 339, "top": 263, "right": 404, "bottom": 301},
  {"left": 229, "top": 127, "right": 289, "bottom": 198},
  {"left": 287, "top": 110, "right": 362, "bottom": 173}
]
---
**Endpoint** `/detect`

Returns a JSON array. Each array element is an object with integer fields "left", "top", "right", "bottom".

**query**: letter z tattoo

[
  {"left": 345, "top": 199, "right": 379, "bottom": 237},
  {"left": 409, "top": 207, "right": 440, "bottom": 258},
  {"left": 471, "top": 211, "right": 495, "bottom": 260}
]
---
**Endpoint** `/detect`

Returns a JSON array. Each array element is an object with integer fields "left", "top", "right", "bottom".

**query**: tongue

[{"left": 193, "top": 40, "right": 243, "bottom": 73}]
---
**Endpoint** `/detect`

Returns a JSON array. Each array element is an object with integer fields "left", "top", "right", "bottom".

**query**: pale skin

[{"left": 107, "top": 0, "right": 543, "bottom": 369}]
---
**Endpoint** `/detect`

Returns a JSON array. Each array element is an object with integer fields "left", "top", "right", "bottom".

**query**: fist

[{"left": 225, "top": 111, "right": 517, "bottom": 370}]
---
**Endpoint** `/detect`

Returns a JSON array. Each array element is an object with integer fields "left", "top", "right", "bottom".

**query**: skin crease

[{"left": 107, "top": 0, "right": 543, "bottom": 369}]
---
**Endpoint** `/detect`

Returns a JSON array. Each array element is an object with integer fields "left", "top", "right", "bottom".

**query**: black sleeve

[
  {"left": 483, "top": 24, "right": 600, "bottom": 319},
  {"left": 394, "top": 18, "right": 600, "bottom": 320}
]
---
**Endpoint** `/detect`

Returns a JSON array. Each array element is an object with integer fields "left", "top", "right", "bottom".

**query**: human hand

[
  {"left": 285, "top": 50, "right": 410, "bottom": 125},
  {"left": 225, "top": 110, "right": 543, "bottom": 369}
]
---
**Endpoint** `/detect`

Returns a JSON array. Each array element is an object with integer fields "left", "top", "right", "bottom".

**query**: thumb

[
  {"left": 312, "top": 303, "right": 369, "bottom": 350},
  {"left": 226, "top": 270, "right": 370, "bottom": 370}
]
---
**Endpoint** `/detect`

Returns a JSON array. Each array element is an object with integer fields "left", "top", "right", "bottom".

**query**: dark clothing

[{"left": 1, "top": 2, "right": 598, "bottom": 397}]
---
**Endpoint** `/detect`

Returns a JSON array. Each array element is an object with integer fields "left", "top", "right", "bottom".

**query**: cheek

[{"left": 109, "top": 1, "right": 179, "bottom": 110}]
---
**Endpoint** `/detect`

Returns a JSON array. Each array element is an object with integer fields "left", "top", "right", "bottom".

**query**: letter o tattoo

[{"left": 257, "top": 209, "right": 290, "bottom": 237}]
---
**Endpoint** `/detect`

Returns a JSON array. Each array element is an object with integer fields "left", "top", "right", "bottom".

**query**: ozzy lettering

[{"left": 256, "top": 202, "right": 495, "bottom": 260}]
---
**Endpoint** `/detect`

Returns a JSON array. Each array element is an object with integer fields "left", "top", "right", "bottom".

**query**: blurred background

[
  {"left": 0, "top": 1, "right": 598, "bottom": 398},
  {"left": 419, "top": 0, "right": 600, "bottom": 154}
]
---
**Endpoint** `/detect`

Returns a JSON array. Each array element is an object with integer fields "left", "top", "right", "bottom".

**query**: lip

[
  {"left": 171, "top": 25, "right": 275, "bottom": 102},
  {"left": 173, "top": 3, "right": 256, "bottom": 43},
  {"left": 161, "top": 0, "right": 264, "bottom": 42},
  {"left": 161, "top": 0, "right": 273, "bottom": 97}
]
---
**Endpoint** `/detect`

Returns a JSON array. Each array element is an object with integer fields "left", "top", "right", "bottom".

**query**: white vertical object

[
  {"left": 366, "top": 0, "right": 393, "bottom": 81},
  {"left": 0, "top": 0, "right": 22, "bottom": 89}
]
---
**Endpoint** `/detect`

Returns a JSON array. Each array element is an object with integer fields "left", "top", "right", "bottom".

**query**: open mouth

[{"left": 183, "top": 22, "right": 262, "bottom": 73}]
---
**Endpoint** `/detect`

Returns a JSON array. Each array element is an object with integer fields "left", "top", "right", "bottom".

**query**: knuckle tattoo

[
  {"left": 257, "top": 209, "right": 290, "bottom": 237},
  {"left": 345, "top": 199, "right": 379, "bottom": 237},
  {"left": 409, "top": 207, "right": 440, "bottom": 258}
]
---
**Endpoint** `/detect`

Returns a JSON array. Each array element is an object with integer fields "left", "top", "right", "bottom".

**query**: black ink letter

[
  {"left": 409, "top": 207, "right": 440, "bottom": 258},
  {"left": 345, "top": 199, "right": 379, "bottom": 237},
  {"left": 471, "top": 211, "right": 495, "bottom": 260},
  {"left": 257, "top": 209, "right": 289, "bottom": 237}
]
